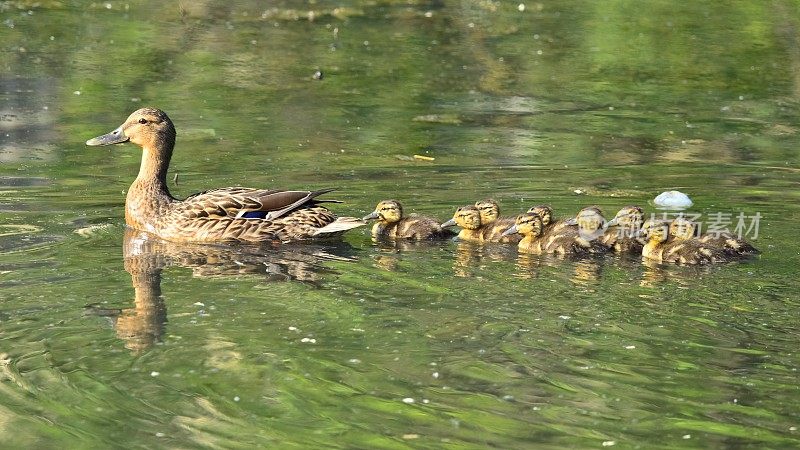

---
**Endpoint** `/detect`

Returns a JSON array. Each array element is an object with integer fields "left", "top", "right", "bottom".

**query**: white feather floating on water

[{"left": 653, "top": 190, "right": 693, "bottom": 209}]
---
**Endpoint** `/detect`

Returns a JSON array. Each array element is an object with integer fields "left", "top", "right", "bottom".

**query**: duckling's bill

[
  {"left": 440, "top": 218, "right": 456, "bottom": 228},
  {"left": 362, "top": 211, "right": 380, "bottom": 221},
  {"left": 500, "top": 224, "right": 518, "bottom": 237}
]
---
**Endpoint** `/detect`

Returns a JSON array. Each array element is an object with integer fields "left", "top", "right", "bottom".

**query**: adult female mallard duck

[
  {"left": 441, "top": 205, "right": 485, "bottom": 242},
  {"left": 85, "top": 108, "right": 365, "bottom": 243},
  {"left": 602, "top": 205, "right": 645, "bottom": 253},
  {"left": 669, "top": 217, "right": 759, "bottom": 257},
  {"left": 363, "top": 200, "right": 455, "bottom": 240},
  {"left": 474, "top": 199, "right": 519, "bottom": 243},
  {"left": 500, "top": 212, "right": 545, "bottom": 254},
  {"left": 642, "top": 219, "right": 727, "bottom": 264},
  {"left": 543, "top": 206, "right": 612, "bottom": 255}
]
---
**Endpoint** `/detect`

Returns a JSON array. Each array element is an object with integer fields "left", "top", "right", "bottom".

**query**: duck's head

[
  {"left": 86, "top": 107, "right": 176, "bottom": 154},
  {"left": 474, "top": 199, "right": 500, "bottom": 224},
  {"left": 606, "top": 205, "right": 644, "bottom": 229},
  {"left": 526, "top": 205, "right": 553, "bottom": 226},
  {"left": 363, "top": 200, "right": 403, "bottom": 223},
  {"left": 501, "top": 213, "right": 543, "bottom": 238},
  {"left": 441, "top": 205, "right": 482, "bottom": 230},
  {"left": 669, "top": 217, "right": 696, "bottom": 239},
  {"left": 642, "top": 219, "right": 670, "bottom": 244}
]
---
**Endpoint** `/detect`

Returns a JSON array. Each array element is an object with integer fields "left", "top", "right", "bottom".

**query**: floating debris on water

[
  {"left": 412, "top": 114, "right": 462, "bottom": 125},
  {"left": 653, "top": 190, "right": 693, "bottom": 209},
  {"left": 74, "top": 223, "right": 113, "bottom": 237}
]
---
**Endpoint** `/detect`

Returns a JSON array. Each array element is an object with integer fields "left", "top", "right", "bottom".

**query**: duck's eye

[{"left": 138, "top": 118, "right": 148, "bottom": 124}]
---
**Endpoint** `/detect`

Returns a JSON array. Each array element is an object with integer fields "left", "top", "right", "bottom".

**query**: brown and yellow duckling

[
  {"left": 669, "top": 217, "right": 759, "bottom": 257},
  {"left": 602, "top": 205, "right": 645, "bottom": 253},
  {"left": 362, "top": 200, "right": 455, "bottom": 240},
  {"left": 441, "top": 205, "right": 485, "bottom": 242},
  {"left": 543, "top": 206, "right": 612, "bottom": 255},
  {"left": 500, "top": 212, "right": 546, "bottom": 254},
  {"left": 526, "top": 204, "right": 570, "bottom": 237},
  {"left": 86, "top": 108, "right": 365, "bottom": 243},
  {"left": 474, "top": 199, "right": 520, "bottom": 243},
  {"left": 642, "top": 219, "right": 727, "bottom": 264}
]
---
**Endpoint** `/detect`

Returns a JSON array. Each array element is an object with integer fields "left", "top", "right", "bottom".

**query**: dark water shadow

[{"left": 86, "top": 228, "right": 359, "bottom": 353}]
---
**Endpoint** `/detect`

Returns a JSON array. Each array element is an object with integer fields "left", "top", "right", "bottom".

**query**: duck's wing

[{"left": 182, "top": 187, "right": 340, "bottom": 220}]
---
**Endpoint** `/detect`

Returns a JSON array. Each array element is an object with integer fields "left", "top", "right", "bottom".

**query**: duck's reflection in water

[
  {"left": 513, "top": 251, "right": 604, "bottom": 286},
  {"left": 367, "top": 237, "right": 455, "bottom": 272},
  {"left": 87, "top": 228, "right": 358, "bottom": 353},
  {"left": 452, "top": 240, "right": 518, "bottom": 278},
  {"left": 639, "top": 256, "right": 718, "bottom": 288}
]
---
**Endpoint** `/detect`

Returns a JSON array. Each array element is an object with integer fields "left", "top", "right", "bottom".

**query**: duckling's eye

[{"left": 138, "top": 118, "right": 148, "bottom": 124}]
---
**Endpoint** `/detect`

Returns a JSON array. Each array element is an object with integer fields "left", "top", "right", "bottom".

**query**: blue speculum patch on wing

[{"left": 239, "top": 211, "right": 267, "bottom": 219}]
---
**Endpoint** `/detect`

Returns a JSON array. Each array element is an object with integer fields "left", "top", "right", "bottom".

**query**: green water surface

[{"left": 1, "top": 1, "right": 800, "bottom": 448}]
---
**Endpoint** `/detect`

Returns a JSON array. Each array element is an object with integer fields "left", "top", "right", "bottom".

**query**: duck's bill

[
  {"left": 362, "top": 211, "right": 379, "bottom": 221},
  {"left": 564, "top": 218, "right": 578, "bottom": 226},
  {"left": 500, "top": 224, "right": 518, "bottom": 237},
  {"left": 604, "top": 217, "right": 618, "bottom": 228},
  {"left": 86, "top": 127, "right": 128, "bottom": 146},
  {"left": 440, "top": 218, "right": 456, "bottom": 228}
]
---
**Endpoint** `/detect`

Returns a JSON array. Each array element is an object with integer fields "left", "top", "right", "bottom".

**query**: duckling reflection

[
  {"left": 87, "top": 228, "right": 356, "bottom": 353},
  {"left": 453, "top": 240, "right": 486, "bottom": 278},
  {"left": 570, "top": 258, "right": 602, "bottom": 286}
]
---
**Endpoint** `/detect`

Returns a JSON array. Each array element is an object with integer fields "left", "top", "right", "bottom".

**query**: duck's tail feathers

[{"left": 313, "top": 217, "right": 367, "bottom": 237}]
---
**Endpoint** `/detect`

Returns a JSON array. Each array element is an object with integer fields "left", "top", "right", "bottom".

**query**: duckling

[
  {"left": 602, "top": 205, "right": 645, "bottom": 253},
  {"left": 475, "top": 199, "right": 519, "bottom": 242},
  {"left": 474, "top": 199, "right": 521, "bottom": 243},
  {"left": 543, "top": 206, "right": 612, "bottom": 255},
  {"left": 85, "top": 107, "right": 365, "bottom": 243},
  {"left": 642, "top": 219, "right": 727, "bottom": 264},
  {"left": 441, "top": 205, "right": 485, "bottom": 242},
  {"left": 501, "top": 213, "right": 545, "bottom": 254},
  {"left": 362, "top": 200, "right": 455, "bottom": 240},
  {"left": 669, "top": 217, "right": 759, "bottom": 257},
  {"left": 526, "top": 205, "right": 568, "bottom": 235}
]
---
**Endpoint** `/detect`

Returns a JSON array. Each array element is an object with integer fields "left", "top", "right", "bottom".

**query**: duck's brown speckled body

[
  {"left": 86, "top": 108, "right": 364, "bottom": 243},
  {"left": 363, "top": 200, "right": 454, "bottom": 240}
]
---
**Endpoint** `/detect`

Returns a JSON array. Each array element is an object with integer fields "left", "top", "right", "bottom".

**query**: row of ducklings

[{"left": 362, "top": 200, "right": 759, "bottom": 265}]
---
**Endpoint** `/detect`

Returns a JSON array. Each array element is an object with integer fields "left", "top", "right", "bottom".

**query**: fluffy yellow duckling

[
  {"left": 669, "top": 217, "right": 759, "bottom": 257},
  {"left": 500, "top": 213, "right": 545, "bottom": 254},
  {"left": 474, "top": 199, "right": 520, "bottom": 243},
  {"left": 441, "top": 205, "right": 485, "bottom": 242},
  {"left": 642, "top": 219, "right": 727, "bottom": 264},
  {"left": 543, "top": 206, "right": 612, "bottom": 255},
  {"left": 602, "top": 205, "right": 645, "bottom": 253},
  {"left": 362, "top": 200, "right": 455, "bottom": 240}
]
